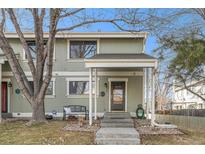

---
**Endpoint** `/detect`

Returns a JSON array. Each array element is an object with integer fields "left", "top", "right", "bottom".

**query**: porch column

[
  {"left": 0, "top": 63, "right": 2, "bottom": 123},
  {"left": 145, "top": 68, "right": 149, "bottom": 119},
  {"left": 89, "top": 68, "right": 93, "bottom": 125},
  {"left": 94, "top": 68, "right": 97, "bottom": 120},
  {"left": 151, "top": 67, "right": 156, "bottom": 126}
]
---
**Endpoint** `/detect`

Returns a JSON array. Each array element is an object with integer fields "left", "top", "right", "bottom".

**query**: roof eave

[{"left": 3, "top": 32, "right": 148, "bottom": 39}]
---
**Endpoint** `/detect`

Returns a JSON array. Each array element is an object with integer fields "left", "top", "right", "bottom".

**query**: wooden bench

[{"left": 63, "top": 105, "right": 88, "bottom": 120}]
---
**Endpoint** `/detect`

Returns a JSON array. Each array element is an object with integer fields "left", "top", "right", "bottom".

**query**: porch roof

[{"left": 84, "top": 53, "right": 157, "bottom": 68}]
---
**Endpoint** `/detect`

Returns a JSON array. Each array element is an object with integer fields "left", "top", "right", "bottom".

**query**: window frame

[
  {"left": 67, "top": 39, "right": 100, "bottom": 62},
  {"left": 66, "top": 77, "right": 99, "bottom": 98},
  {"left": 26, "top": 77, "right": 56, "bottom": 98},
  {"left": 22, "top": 39, "right": 56, "bottom": 62}
]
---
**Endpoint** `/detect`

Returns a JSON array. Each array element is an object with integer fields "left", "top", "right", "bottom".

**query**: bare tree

[{"left": 0, "top": 8, "right": 157, "bottom": 124}]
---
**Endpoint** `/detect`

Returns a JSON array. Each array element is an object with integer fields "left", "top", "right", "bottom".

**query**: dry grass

[
  {"left": 141, "top": 129, "right": 205, "bottom": 145},
  {"left": 1, "top": 120, "right": 205, "bottom": 145},
  {"left": 0, "top": 120, "right": 94, "bottom": 145}
]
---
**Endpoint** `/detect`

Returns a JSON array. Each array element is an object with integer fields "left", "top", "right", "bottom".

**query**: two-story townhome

[
  {"left": 0, "top": 32, "right": 157, "bottom": 125},
  {"left": 172, "top": 79, "right": 205, "bottom": 110}
]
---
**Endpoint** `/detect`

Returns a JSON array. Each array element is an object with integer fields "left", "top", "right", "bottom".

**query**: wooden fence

[{"left": 156, "top": 114, "right": 205, "bottom": 131}]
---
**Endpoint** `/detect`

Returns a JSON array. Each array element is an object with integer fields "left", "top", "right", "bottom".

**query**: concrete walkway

[{"left": 95, "top": 112, "right": 140, "bottom": 145}]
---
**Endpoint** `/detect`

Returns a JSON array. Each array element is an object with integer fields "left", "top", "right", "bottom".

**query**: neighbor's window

[
  {"left": 69, "top": 41, "right": 97, "bottom": 59},
  {"left": 67, "top": 81, "right": 95, "bottom": 95},
  {"left": 28, "top": 80, "right": 54, "bottom": 96},
  {"left": 25, "top": 40, "right": 47, "bottom": 60}
]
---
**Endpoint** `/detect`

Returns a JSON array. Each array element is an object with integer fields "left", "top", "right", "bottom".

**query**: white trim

[
  {"left": 2, "top": 71, "right": 144, "bottom": 77},
  {"left": 108, "top": 78, "right": 128, "bottom": 112},
  {"left": 4, "top": 32, "right": 148, "bottom": 39},
  {"left": 0, "top": 59, "right": 5, "bottom": 64},
  {"left": 94, "top": 69, "right": 97, "bottom": 120},
  {"left": 1, "top": 78, "right": 11, "bottom": 113},
  {"left": 89, "top": 68, "right": 93, "bottom": 125},
  {"left": 67, "top": 39, "right": 70, "bottom": 60},
  {"left": 85, "top": 59, "right": 156, "bottom": 62},
  {"left": 85, "top": 61, "right": 157, "bottom": 68},
  {"left": 67, "top": 39, "right": 100, "bottom": 61},
  {"left": 12, "top": 112, "right": 106, "bottom": 118},
  {"left": 65, "top": 77, "right": 99, "bottom": 97},
  {"left": 142, "top": 68, "right": 145, "bottom": 109},
  {"left": 97, "top": 39, "right": 100, "bottom": 54}
]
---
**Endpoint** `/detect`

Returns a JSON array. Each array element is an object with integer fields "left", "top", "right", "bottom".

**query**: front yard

[
  {"left": 0, "top": 120, "right": 94, "bottom": 145},
  {"left": 141, "top": 129, "right": 205, "bottom": 145},
  {"left": 0, "top": 120, "right": 205, "bottom": 145}
]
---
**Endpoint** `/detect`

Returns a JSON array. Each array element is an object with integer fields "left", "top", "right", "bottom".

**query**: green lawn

[{"left": 0, "top": 120, "right": 94, "bottom": 145}]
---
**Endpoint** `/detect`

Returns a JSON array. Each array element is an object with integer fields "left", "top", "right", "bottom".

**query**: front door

[
  {"left": 111, "top": 81, "right": 125, "bottom": 111},
  {"left": 1, "top": 82, "right": 8, "bottom": 113}
]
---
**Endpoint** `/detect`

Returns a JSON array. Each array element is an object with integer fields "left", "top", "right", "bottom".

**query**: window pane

[
  {"left": 29, "top": 81, "right": 34, "bottom": 90},
  {"left": 70, "top": 41, "right": 97, "bottom": 59},
  {"left": 46, "top": 81, "right": 53, "bottom": 95},
  {"left": 26, "top": 41, "right": 47, "bottom": 59},
  {"left": 28, "top": 81, "right": 53, "bottom": 95},
  {"left": 69, "top": 81, "right": 95, "bottom": 95}
]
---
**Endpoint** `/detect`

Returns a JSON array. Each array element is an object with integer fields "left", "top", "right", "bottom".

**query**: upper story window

[
  {"left": 26, "top": 41, "right": 38, "bottom": 59},
  {"left": 24, "top": 40, "right": 47, "bottom": 60},
  {"left": 69, "top": 41, "right": 97, "bottom": 59}
]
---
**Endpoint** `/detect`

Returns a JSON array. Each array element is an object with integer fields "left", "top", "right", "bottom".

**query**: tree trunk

[{"left": 31, "top": 99, "right": 46, "bottom": 122}]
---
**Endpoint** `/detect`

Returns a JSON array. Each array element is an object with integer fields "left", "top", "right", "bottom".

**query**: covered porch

[{"left": 84, "top": 53, "right": 158, "bottom": 126}]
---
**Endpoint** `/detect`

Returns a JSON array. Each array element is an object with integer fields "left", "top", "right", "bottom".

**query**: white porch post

[
  {"left": 0, "top": 63, "right": 2, "bottom": 123},
  {"left": 145, "top": 68, "right": 149, "bottom": 119},
  {"left": 151, "top": 67, "right": 156, "bottom": 126},
  {"left": 89, "top": 68, "right": 93, "bottom": 125},
  {"left": 94, "top": 68, "right": 97, "bottom": 120}
]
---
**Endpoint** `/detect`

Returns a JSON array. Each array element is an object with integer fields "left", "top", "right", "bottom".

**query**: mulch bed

[{"left": 134, "top": 119, "right": 184, "bottom": 135}]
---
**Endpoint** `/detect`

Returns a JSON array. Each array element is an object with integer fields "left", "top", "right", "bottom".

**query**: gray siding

[
  {"left": 10, "top": 75, "right": 143, "bottom": 114},
  {"left": 99, "top": 38, "right": 144, "bottom": 54},
  {"left": 1, "top": 37, "right": 144, "bottom": 115}
]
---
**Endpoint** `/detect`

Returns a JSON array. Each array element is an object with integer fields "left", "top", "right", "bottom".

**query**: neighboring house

[
  {"left": 172, "top": 80, "right": 205, "bottom": 110},
  {"left": 0, "top": 32, "right": 158, "bottom": 125}
]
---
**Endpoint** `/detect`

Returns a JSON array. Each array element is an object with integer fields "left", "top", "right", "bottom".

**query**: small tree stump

[{"left": 78, "top": 115, "right": 85, "bottom": 127}]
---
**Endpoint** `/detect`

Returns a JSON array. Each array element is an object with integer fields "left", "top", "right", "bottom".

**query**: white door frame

[
  {"left": 2, "top": 78, "right": 11, "bottom": 113},
  {"left": 108, "top": 78, "right": 128, "bottom": 112}
]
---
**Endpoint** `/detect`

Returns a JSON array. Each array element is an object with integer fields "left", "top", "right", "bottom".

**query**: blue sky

[{"left": 4, "top": 8, "right": 203, "bottom": 57}]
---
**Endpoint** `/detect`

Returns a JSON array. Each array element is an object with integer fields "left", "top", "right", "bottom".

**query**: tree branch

[
  {"left": 58, "top": 8, "right": 84, "bottom": 19},
  {"left": 0, "top": 31, "right": 33, "bottom": 102},
  {"left": 38, "top": 8, "right": 60, "bottom": 100},
  {"left": 56, "top": 19, "right": 140, "bottom": 32},
  {"left": 0, "top": 9, "right": 6, "bottom": 32},
  {"left": 7, "top": 9, "right": 36, "bottom": 77}
]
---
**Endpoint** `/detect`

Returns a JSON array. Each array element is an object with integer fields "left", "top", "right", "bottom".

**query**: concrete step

[
  {"left": 95, "top": 138, "right": 140, "bottom": 145},
  {"left": 104, "top": 112, "right": 130, "bottom": 118},
  {"left": 101, "top": 118, "right": 133, "bottom": 123},
  {"left": 101, "top": 122, "right": 134, "bottom": 128},
  {"left": 96, "top": 128, "right": 139, "bottom": 138},
  {"left": 104, "top": 116, "right": 131, "bottom": 119}
]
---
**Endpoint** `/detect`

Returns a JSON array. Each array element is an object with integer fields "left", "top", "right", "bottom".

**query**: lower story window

[
  {"left": 69, "top": 81, "right": 89, "bottom": 95},
  {"left": 28, "top": 80, "right": 55, "bottom": 96},
  {"left": 67, "top": 78, "right": 95, "bottom": 96}
]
